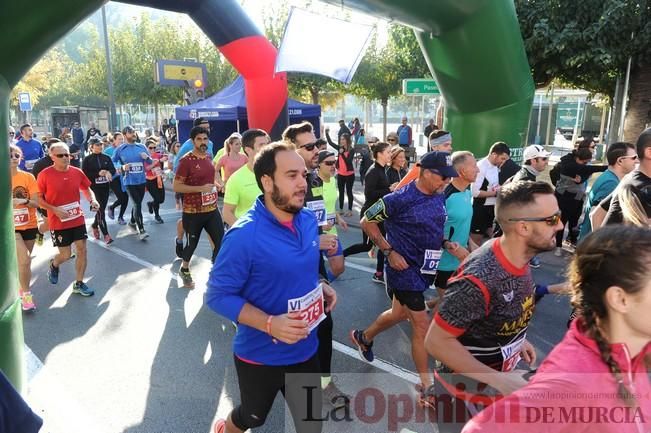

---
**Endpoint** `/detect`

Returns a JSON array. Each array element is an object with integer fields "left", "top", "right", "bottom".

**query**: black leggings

[
  {"left": 317, "top": 311, "right": 333, "bottom": 377},
  {"left": 126, "top": 184, "right": 146, "bottom": 231},
  {"left": 337, "top": 174, "right": 355, "bottom": 211},
  {"left": 555, "top": 192, "right": 583, "bottom": 247},
  {"left": 109, "top": 177, "right": 129, "bottom": 219},
  {"left": 91, "top": 185, "right": 110, "bottom": 236},
  {"left": 343, "top": 223, "right": 385, "bottom": 273},
  {"left": 181, "top": 210, "right": 224, "bottom": 263},
  {"left": 230, "top": 354, "right": 322, "bottom": 432},
  {"left": 146, "top": 178, "right": 165, "bottom": 217}
]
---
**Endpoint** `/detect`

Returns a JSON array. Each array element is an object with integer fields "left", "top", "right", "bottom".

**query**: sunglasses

[
  {"left": 387, "top": 138, "right": 397, "bottom": 142},
  {"left": 509, "top": 210, "right": 561, "bottom": 226},
  {"left": 299, "top": 142, "right": 318, "bottom": 151},
  {"left": 322, "top": 160, "right": 336, "bottom": 166},
  {"left": 9, "top": 132, "right": 15, "bottom": 136},
  {"left": 10, "top": 153, "right": 21, "bottom": 159},
  {"left": 54, "top": 153, "right": 70, "bottom": 158},
  {"left": 619, "top": 155, "right": 638, "bottom": 161},
  {"left": 148, "top": 147, "right": 157, "bottom": 150}
]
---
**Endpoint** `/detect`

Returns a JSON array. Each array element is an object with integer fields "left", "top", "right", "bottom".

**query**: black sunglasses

[
  {"left": 54, "top": 153, "right": 70, "bottom": 158},
  {"left": 10, "top": 153, "right": 21, "bottom": 159},
  {"left": 299, "top": 142, "right": 318, "bottom": 151},
  {"left": 509, "top": 210, "right": 561, "bottom": 226},
  {"left": 322, "top": 160, "right": 336, "bottom": 166},
  {"left": 148, "top": 146, "right": 156, "bottom": 150},
  {"left": 9, "top": 132, "right": 15, "bottom": 136}
]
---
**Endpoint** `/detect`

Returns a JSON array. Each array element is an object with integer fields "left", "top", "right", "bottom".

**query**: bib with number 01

[
  {"left": 59, "top": 201, "right": 83, "bottom": 222},
  {"left": 306, "top": 200, "right": 327, "bottom": 226},
  {"left": 201, "top": 188, "right": 218, "bottom": 206},
  {"left": 287, "top": 284, "right": 327, "bottom": 332},
  {"left": 500, "top": 335, "right": 525, "bottom": 372},
  {"left": 95, "top": 176, "right": 110, "bottom": 184},
  {"left": 420, "top": 249, "right": 442, "bottom": 275},
  {"left": 128, "top": 162, "right": 144, "bottom": 173},
  {"left": 13, "top": 207, "right": 29, "bottom": 227}
]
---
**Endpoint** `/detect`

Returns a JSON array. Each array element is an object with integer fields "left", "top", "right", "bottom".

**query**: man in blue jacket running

[{"left": 206, "top": 142, "right": 337, "bottom": 433}]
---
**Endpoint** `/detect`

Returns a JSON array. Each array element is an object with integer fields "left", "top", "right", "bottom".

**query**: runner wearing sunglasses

[
  {"left": 425, "top": 181, "right": 563, "bottom": 432},
  {"left": 144, "top": 138, "right": 167, "bottom": 224},
  {"left": 37, "top": 142, "right": 99, "bottom": 297}
]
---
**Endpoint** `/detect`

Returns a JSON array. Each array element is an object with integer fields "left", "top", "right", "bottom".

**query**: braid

[{"left": 583, "top": 308, "right": 637, "bottom": 407}]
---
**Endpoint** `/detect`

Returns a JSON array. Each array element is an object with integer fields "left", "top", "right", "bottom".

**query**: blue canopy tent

[{"left": 175, "top": 76, "right": 321, "bottom": 149}]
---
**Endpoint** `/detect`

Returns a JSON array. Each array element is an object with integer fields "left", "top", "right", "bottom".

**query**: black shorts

[
  {"left": 434, "top": 270, "right": 455, "bottom": 291},
  {"left": 51, "top": 225, "right": 87, "bottom": 247},
  {"left": 471, "top": 204, "right": 495, "bottom": 235},
  {"left": 389, "top": 288, "right": 426, "bottom": 312},
  {"left": 15, "top": 228, "right": 39, "bottom": 241}
]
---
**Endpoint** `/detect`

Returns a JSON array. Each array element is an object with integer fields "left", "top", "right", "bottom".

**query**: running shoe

[
  {"left": 175, "top": 238, "right": 184, "bottom": 258},
  {"left": 350, "top": 329, "right": 374, "bottom": 362},
  {"left": 72, "top": 281, "right": 94, "bottom": 297},
  {"left": 128, "top": 220, "right": 137, "bottom": 229},
  {"left": 107, "top": 206, "right": 115, "bottom": 220},
  {"left": 104, "top": 235, "right": 114, "bottom": 245},
  {"left": 47, "top": 260, "right": 59, "bottom": 284},
  {"left": 415, "top": 383, "right": 437, "bottom": 408},
  {"left": 529, "top": 256, "right": 541, "bottom": 269},
  {"left": 21, "top": 291, "right": 36, "bottom": 312},
  {"left": 179, "top": 268, "right": 194, "bottom": 288},
  {"left": 147, "top": 201, "right": 154, "bottom": 214},
  {"left": 154, "top": 215, "right": 164, "bottom": 224},
  {"left": 118, "top": 217, "right": 126, "bottom": 225},
  {"left": 323, "top": 382, "right": 351, "bottom": 409},
  {"left": 35, "top": 232, "right": 44, "bottom": 246},
  {"left": 138, "top": 230, "right": 149, "bottom": 241},
  {"left": 372, "top": 272, "right": 384, "bottom": 284},
  {"left": 92, "top": 227, "right": 100, "bottom": 240}
]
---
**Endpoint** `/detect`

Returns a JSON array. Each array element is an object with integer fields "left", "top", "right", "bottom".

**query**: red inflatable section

[{"left": 219, "top": 35, "right": 288, "bottom": 134}]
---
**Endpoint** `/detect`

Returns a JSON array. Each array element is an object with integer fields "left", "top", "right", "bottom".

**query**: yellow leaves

[{"left": 10, "top": 49, "right": 66, "bottom": 108}]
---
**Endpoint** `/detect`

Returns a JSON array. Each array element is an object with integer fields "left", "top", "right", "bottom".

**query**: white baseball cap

[{"left": 523, "top": 145, "right": 551, "bottom": 162}]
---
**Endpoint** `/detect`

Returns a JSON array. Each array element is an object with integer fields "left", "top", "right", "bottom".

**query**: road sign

[
  {"left": 402, "top": 79, "right": 440, "bottom": 96},
  {"left": 155, "top": 60, "right": 207, "bottom": 87},
  {"left": 18, "top": 92, "right": 32, "bottom": 111}
]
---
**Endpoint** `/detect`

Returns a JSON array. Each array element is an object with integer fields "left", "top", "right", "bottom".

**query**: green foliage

[{"left": 515, "top": 0, "right": 648, "bottom": 97}]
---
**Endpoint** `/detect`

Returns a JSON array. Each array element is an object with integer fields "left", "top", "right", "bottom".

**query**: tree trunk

[
  {"left": 381, "top": 97, "right": 388, "bottom": 140},
  {"left": 154, "top": 101, "right": 159, "bottom": 133},
  {"left": 310, "top": 87, "right": 319, "bottom": 105},
  {"left": 623, "top": 63, "right": 651, "bottom": 142}
]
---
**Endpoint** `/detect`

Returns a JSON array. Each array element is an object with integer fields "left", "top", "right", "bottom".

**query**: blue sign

[{"left": 18, "top": 92, "right": 32, "bottom": 112}]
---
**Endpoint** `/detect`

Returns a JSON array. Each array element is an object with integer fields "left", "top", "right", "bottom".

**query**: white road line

[
  {"left": 345, "top": 261, "right": 377, "bottom": 274},
  {"left": 85, "top": 236, "right": 420, "bottom": 384}
]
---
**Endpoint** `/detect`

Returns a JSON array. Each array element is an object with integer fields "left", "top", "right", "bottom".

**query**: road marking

[
  {"left": 85, "top": 236, "right": 421, "bottom": 384},
  {"left": 345, "top": 261, "right": 377, "bottom": 274}
]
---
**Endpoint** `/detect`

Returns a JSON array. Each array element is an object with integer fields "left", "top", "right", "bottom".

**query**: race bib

[
  {"left": 13, "top": 207, "right": 29, "bottom": 227},
  {"left": 326, "top": 213, "right": 336, "bottom": 227},
  {"left": 25, "top": 159, "right": 38, "bottom": 170},
  {"left": 287, "top": 284, "right": 327, "bottom": 332},
  {"left": 306, "top": 200, "right": 327, "bottom": 226},
  {"left": 59, "top": 201, "right": 83, "bottom": 222},
  {"left": 500, "top": 336, "right": 525, "bottom": 372},
  {"left": 201, "top": 188, "right": 218, "bottom": 206},
  {"left": 128, "top": 162, "right": 144, "bottom": 174},
  {"left": 420, "top": 249, "right": 442, "bottom": 275},
  {"left": 95, "top": 176, "right": 109, "bottom": 184}
]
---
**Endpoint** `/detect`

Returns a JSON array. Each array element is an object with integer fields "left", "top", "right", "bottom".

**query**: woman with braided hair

[{"left": 462, "top": 225, "right": 651, "bottom": 433}]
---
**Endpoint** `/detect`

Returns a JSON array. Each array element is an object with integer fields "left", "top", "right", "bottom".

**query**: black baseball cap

[
  {"left": 88, "top": 138, "right": 103, "bottom": 146},
  {"left": 318, "top": 150, "right": 335, "bottom": 164},
  {"left": 122, "top": 125, "right": 135, "bottom": 134},
  {"left": 417, "top": 151, "right": 458, "bottom": 178},
  {"left": 193, "top": 117, "right": 209, "bottom": 127}
]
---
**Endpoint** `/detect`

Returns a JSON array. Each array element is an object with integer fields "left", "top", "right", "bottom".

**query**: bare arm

[
  {"left": 222, "top": 203, "right": 238, "bottom": 227},
  {"left": 360, "top": 216, "right": 390, "bottom": 250},
  {"left": 590, "top": 205, "right": 607, "bottom": 230}
]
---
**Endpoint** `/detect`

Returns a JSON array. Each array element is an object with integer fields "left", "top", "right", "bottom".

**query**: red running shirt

[
  {"left": 37, "top": 166, "right": 91, "bottom": 230},
  {"left": 175, "top": 152, "right": 217, "bottom": 214}
]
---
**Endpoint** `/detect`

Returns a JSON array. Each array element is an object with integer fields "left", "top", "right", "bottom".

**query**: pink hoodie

[{"left": 462, "top": 319, "right": 651, "bottom": 433}]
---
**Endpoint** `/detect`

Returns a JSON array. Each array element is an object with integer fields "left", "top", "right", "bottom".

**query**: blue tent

[{"left": 175, "top": 76, "right": 321, "bottom": 147}]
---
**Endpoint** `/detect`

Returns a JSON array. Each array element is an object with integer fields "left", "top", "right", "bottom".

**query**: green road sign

[{"left": 402, "top": 79, "right": 440, "bottom": 95}]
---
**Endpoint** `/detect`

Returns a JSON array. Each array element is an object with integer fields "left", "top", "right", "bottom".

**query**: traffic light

[{"left": 183, "top": 79, "right": 206, "bottom": 105}]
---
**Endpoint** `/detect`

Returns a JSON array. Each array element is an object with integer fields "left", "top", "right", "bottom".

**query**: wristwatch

[{"left": 382, "top": 247, "right": 393, "bottom": 256}]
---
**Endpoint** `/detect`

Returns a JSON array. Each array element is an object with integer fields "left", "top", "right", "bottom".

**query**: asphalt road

[{"left": 21, "top": 183, "right": 573, "bottom": 433}]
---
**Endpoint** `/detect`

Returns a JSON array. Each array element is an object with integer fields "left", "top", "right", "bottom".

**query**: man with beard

[
  {"left": 425, "top": 181, "right": 564, "bottom": 432},
  {"left": 350, "top": 151, "right": 462, "bottom": 408},
  {"left": 173, "top": 126, "right": 224, "bottom": 288},
  {"left": 206, "top": 142, "right": 337, "bottom": 433},
  {"left": 282, "top": 121, "right": 348, "bottom": 407}
]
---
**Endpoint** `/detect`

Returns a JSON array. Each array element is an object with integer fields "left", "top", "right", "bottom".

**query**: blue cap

[{"left": 418, "top": 151, "right": 458, "bottom": 178}]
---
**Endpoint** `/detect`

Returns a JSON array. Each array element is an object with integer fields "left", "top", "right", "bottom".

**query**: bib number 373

[{"left": 287, "top": 284, "right": 327, "bottom": 332}]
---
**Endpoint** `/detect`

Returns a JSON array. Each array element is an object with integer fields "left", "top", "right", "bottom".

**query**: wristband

[
  {"left": 442, "top": 239, "right": 451, "bottom": 249},
  {"left": 266, "top": 315, "right": 278, "bottom": 344}
]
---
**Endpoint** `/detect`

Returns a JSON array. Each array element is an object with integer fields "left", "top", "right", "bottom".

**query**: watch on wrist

[{"left": 382, "top": 247, "right": 393, "bottom": 256}]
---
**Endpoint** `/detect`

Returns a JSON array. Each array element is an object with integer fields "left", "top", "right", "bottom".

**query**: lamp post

[{"left": 101, "top": 5, "right": 117, "bottom": 131}]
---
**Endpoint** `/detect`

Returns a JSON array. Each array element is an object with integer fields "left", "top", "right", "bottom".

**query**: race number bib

[
  {"left": 500, "top": 336, "right": 525, "bottom": 372},
  {"left": 326, "top": 213, "right": 336, "bottom": 227},
  {"left": 201, "top": 188, "right": 218, "bottom": 206},
  {"left": 25, "top": 159, "right": 38, "bottom": 170},
  {"left": 128, "top": 162, "right": 144, "bottom": 174},
  {"left": 287, "top": 284, "right": 327, "bottom": 332},
  {"left": 420, "top": 249, "right": 442, "bottom": 275},
  {"left": 95, "top": 176, "right": 109, "bottom": 184},
  {"left": 306, "top": 200, "right": 327, "bottom": 226},
  {"left": 59, "top": 201, "right": 83, "bottom": 222},
  {"left": 13, "top": 207, "right": 29, "bottom": 227}
]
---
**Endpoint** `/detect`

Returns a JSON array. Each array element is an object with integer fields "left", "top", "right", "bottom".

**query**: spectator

[
  {"left": 351, "top": 117, "right": 362, "bottom": 143},
  {"left": 386, "top": 146, "right": 407, "bottom": 184},
  {"left": 337, "top": 119, "right": 351, "bottom": 140},
  {"left": 424, "top": 118, "right": 437, "bottom": 139},
  {"left": 325, "top": 130, "right": 356, "bottom": 216},
  {"left": 396, "top": 116, "right": 412, "bottom": 147}
]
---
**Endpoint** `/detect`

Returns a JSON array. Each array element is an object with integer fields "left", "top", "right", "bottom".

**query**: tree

[{"left": 514, "top": 0, "right": 651, "bottom": 141}]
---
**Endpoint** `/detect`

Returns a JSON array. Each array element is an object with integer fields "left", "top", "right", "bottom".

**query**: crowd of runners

[{"left": 8, "top": 116, "right": 651, "bottom": 432}]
